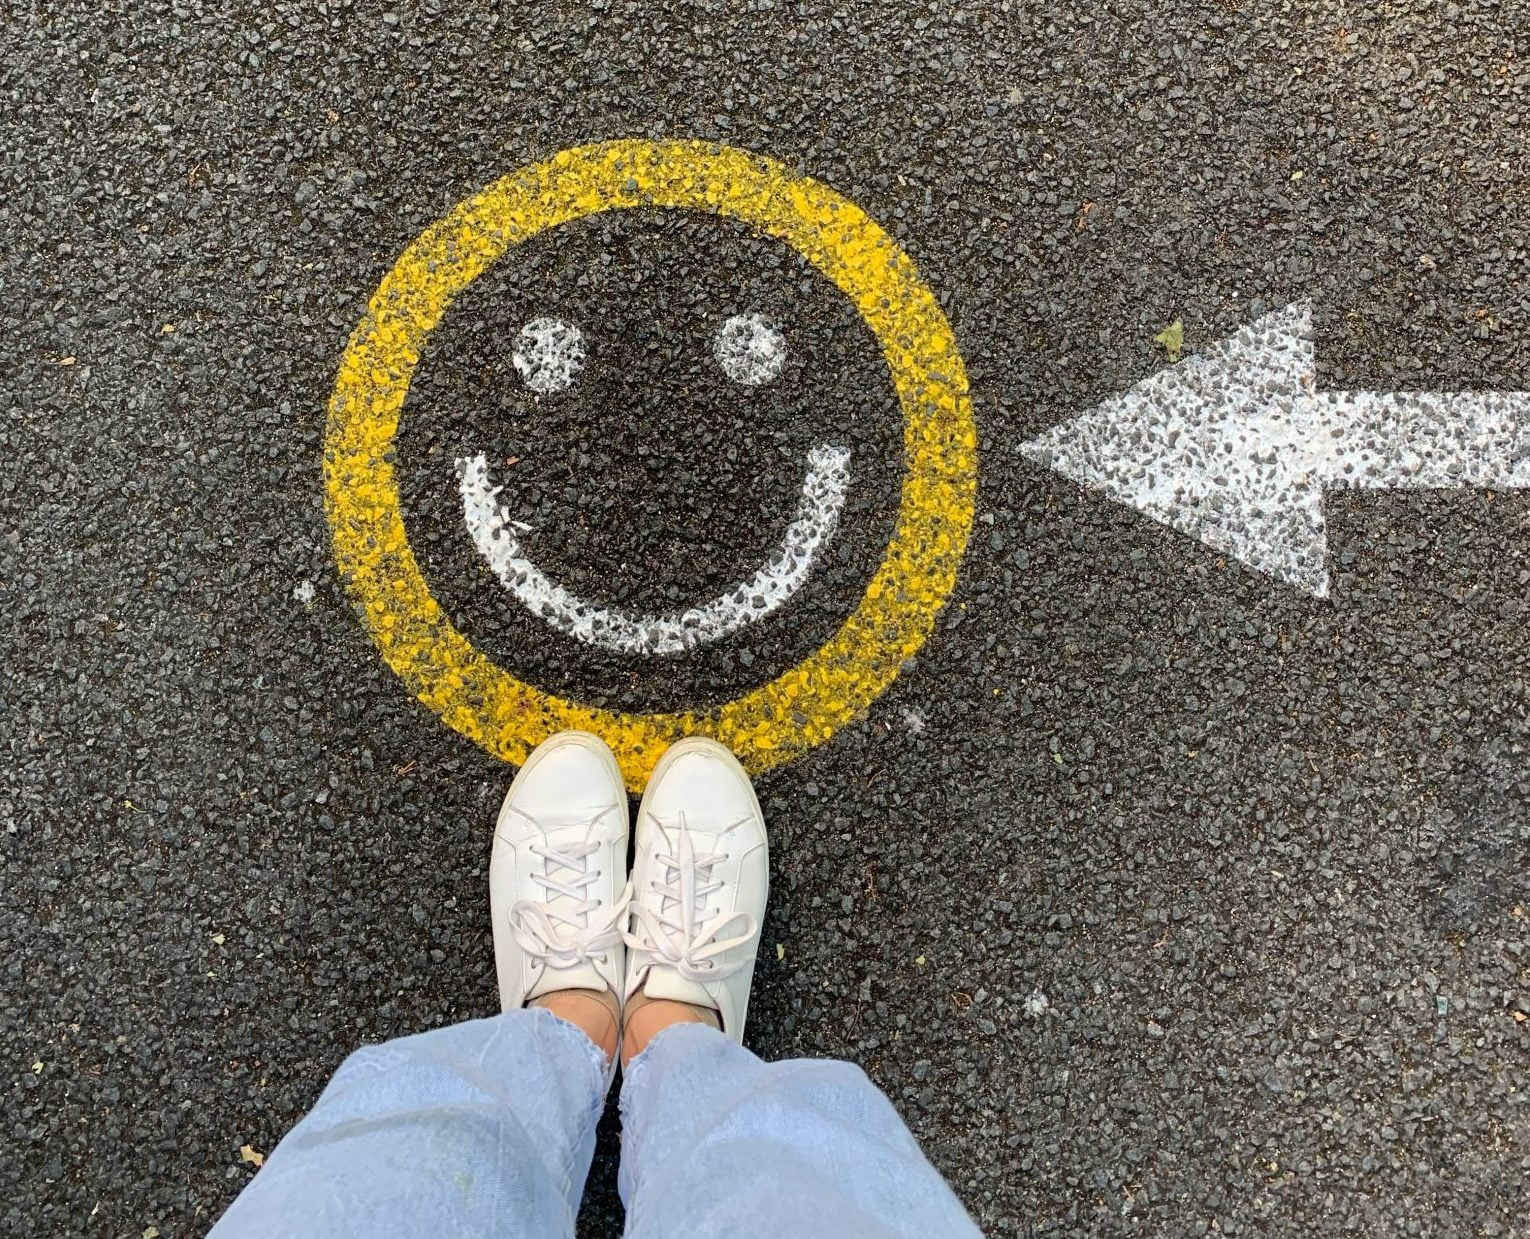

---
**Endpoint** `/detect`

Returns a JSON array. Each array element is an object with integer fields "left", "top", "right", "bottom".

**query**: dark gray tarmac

[{"left": 3, "top": 3, "right": 1527, "bottom": 1235}]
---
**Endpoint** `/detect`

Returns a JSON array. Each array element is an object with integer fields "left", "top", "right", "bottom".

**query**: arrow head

[{"left": 1022, "top": 302, "right": 1334, "bottom": 596}]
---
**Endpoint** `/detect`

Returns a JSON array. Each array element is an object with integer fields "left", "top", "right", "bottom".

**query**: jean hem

[{"left": 517, "top": 1005, "right": 610, "bottom": 1199}]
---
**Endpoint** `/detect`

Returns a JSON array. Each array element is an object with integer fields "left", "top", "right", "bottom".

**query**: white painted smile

[{"left": 456, "top": 444, "right": 852, "bottom": 655}]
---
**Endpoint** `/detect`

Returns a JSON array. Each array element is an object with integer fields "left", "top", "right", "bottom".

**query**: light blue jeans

[{"left": 208, "top": 1007, "right": 982, "bottom": 1237}]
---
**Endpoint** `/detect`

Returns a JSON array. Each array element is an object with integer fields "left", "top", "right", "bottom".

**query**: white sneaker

[
  {"left": 623, "top": 737, "right": 768, "bottom": 1042},
  {"left": 490, "top": 731, "right": 629, "bottom": 1018}
]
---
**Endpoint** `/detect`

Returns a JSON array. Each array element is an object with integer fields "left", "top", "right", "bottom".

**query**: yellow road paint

[{"left": 325, "top": 139, "right": 977, "bottom": 789}]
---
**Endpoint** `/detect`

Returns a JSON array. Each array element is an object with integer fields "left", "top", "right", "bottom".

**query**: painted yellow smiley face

[{"left": 325, "top": 140, "right": 976, "bottom": 789}]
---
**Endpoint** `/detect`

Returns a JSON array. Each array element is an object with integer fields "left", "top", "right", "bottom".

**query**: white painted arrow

[{"left": 1021, "top": 302, "right": 1530, "bottom": 597}]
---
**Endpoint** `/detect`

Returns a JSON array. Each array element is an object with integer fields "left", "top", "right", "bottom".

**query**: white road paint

[
  {"left": 512, "top": 317, "right": 586, "bottom": 393},
  {"left": 1021, "top": 302, "right": 1530, "bottom": 597},
  {"left": 457, "top": 445, "right": 852, "bottom": 655},
  {"left": 714, "top": 313, "right": 786, "bottom": 386}
]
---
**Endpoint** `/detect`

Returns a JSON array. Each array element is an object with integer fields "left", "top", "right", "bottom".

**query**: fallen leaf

[
  {"left": 775, "top": 944, "right": 785, "bottom": 961},
  {"left": 211, "top": 933, "right": 226, "bottom": 945},
  {"left": 915, "top": 955, "right": 927, "bottom": 966},
  {"left": 240, "top": 1144, "right": 265, "bottom": 1168},
  {"left": 144, "top": 1229, "right": 159, "bottom": 1239},
  {"left": 31, "top": 1061, "right": 43, "bottom": 1073},
  {"left": 1154, "top": 319, "right": 1185, "bottom": 363}
]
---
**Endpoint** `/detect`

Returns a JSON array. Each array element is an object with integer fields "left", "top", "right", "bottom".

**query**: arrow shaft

[{"left": 1314, "top": 390, "right": 1530, "bottom": 490}]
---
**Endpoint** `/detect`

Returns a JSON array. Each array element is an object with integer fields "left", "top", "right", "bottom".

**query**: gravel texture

[{"left": 2, "top": 2, "right": 1527, "bottom": 1235}]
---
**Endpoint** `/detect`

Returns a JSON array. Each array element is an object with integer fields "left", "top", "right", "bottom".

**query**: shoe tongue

[
  {"left": 637, "top": 963, "right": 718, "bottom": 1015},
  {"left": 538, "top": 821, "right": 596, "bottom": 928}
]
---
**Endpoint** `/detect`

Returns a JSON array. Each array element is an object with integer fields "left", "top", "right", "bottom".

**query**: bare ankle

[
  {"left": 533, "top": 989, "right": 620, "bottom": 1064},
  {"left": 620, "top": 992, "right": 719, "bottom": 1068}
]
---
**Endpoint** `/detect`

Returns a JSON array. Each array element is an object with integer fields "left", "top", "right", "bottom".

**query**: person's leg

[
  {"left": 620, "top": 1024, "right": 983, "bottom": 1239},
  {"left": 210, "top": 731, "right": 634, "bottom": 1237},
  {"left": 617, "top": 738, "right": 982, "bottom": 1238},
  {"left": 208, "top": 1007, "right": 607, "bottom": 1239}
]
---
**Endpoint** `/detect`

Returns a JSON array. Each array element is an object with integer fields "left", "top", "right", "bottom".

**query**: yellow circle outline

[{"left": 325, "top": 140, "right": 976, "bottom": 789}]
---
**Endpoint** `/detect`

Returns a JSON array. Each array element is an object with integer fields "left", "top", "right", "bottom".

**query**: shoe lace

[
  {"left": 623, "top": 812, "right": 757, "bottom": 984},
  {"left": 506, "top": 805, "right": 630, "bottom": 970}
]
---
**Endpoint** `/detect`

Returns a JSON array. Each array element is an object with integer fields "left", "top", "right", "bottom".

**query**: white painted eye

[
  {"left": 714, "top": 313, "right": 786, "bottom": 386},
  {"left": 512, "top": 317, "right": 585, "bottom": 393}
]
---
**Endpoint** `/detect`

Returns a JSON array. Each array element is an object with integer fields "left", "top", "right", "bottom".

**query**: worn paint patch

[
  {"left": 324, "top": 139, "right": 977, "bottom": 788},
  {"left": 511, "top": 316, "right": 585, "bottom": 394},
  {"left": 456, "top": 444, "right": 851, "bottom": 655},
  {"left": 714, "top": 312, "right": 787, "bottom": 386}
]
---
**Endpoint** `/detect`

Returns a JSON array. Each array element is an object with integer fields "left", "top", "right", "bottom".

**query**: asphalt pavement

[{"left": 3, "top": 2, "right": 1527, "bottom": 1235}]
